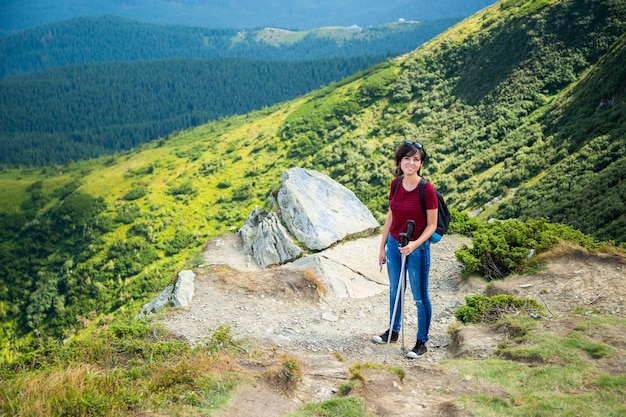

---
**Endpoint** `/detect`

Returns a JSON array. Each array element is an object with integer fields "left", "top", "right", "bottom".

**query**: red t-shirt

[{"left": 389, "top": 177, "right": 438, "bottom": 241}]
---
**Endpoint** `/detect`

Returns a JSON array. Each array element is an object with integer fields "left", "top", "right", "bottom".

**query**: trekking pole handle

[
  {"left": 400, "top": 220, "right": 415, "bottom": 247},
  {"left": 400, "top": 232, "right": 409, "bottom": 247},
  {"left": 407, "top": 220, "right": 415, "bottom": 241}
]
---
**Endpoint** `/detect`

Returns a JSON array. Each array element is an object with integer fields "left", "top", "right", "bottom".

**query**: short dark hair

[{"left": 395, "top": 142, "right": 427, "bottom": 176}]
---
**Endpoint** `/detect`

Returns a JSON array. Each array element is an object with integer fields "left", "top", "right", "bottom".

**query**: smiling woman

[{"left": 374, "top": 141, "right": 439, "bottom": 359}]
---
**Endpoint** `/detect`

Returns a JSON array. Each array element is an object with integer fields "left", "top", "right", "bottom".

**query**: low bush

[
  {"left": 455, "top": 218, "right": 605, "bottom": 279},
  {"left": 455, "top": 294, "right": 541, "bottom": 324},
  {"left": 123, "top": 186, "right": 148, "bottom": 201}
]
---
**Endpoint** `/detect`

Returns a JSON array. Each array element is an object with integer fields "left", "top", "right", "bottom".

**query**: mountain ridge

[
  {"left": 0, "top": 15, "right": 460, "bottom": 78},
  {"left": 0, "top": 14, "right": 470, "bottom": 166},
  {"left": 0, "top": 0, "right": 497, "bottom": 36}
]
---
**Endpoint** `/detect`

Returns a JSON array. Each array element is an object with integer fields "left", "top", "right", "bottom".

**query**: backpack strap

[
  {"left": 419, "top": 178, "right": 428, "bottom": 219},
  {"left": 391, "top": 176, "right": 403, "bottom": 197}
]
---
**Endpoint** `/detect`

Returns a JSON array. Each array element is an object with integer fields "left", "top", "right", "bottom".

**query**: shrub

[
  {"left": 449, "top": 209, "right": 480, "bottom": 236},
  {"left": 123, "top": 186, "right": 148, "bottom": 201},
  {"left": 455, "top": 294, "right": 541, "bottom": 323},
  {"left": 107, "top": 237, "right": 160, "bottom": 276},
  {"left": 164, "top": 229, "right": 196, "bottom": 255},
  {"left": 199, "top": 160, "right": 223, "bottom": 176},
  {"left": 125, "top": 164, "right": 155, "bottom": 178},
  {"left": 167, "top": 181, "right": 197, "bottom": 197},
  {"left": 455, "top": 218, "right": 604, "bottom": 279},
  {"left": 127, "top": 221, "right": 155, "bottom": 242},
  {"left": 115, "top": 203, "right": 141, "bottom": 224}
]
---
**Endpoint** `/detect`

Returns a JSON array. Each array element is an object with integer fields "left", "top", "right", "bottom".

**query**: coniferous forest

[
  {"left": 0, "top": 15, "right": 461, "bottom": 78},
  {"left": 0, "top": 56, "right": 382, "bottom": 165}
]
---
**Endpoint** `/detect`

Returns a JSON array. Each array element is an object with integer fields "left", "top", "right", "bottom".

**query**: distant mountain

[
  {"left": 0, "top": 15, "right": 460, "bottom": 78},
  {"left": 0, "top": 0, "right": 497, "bottom": 37}
]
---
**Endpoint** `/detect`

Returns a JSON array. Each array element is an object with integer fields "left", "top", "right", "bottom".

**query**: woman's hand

[
  {"left": 378, "top": 247, "right": 386, "bottom": 271},
  {"left": 399, "top": 240, "right": 418, "bottom": 256}
]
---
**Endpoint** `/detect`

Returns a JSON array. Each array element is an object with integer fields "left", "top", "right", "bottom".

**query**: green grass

[
  {"left": 0, "top": 178, "right": 30, "bottom": 211},
  {"left": 447, "top": 315, "right": 626, "bottom": 416},
  {"left": 287, "top": 396, "right": 374, "bottom": 417},
  {"left": 3, "top": 312, "right": 624, "bottom": 416}
]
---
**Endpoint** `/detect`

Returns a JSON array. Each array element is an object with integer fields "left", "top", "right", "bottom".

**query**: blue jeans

[{"left": 385, "top": 235, "right": 432, "bottom": 342}]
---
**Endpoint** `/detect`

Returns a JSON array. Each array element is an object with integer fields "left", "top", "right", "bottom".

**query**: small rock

[{"left": 322, "top": 312, "right": 338, "bottom": 322}]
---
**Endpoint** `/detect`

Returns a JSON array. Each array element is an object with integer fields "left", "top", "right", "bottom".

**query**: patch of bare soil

[
  {"left": 490, "top": 249, "right": 625, "bottom": 318},
  {"left": 158, "top": 237, "right": 625, "bottom": 417}
]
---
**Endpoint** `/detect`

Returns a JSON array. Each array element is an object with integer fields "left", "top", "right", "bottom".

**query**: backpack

[{"left": 392, "top": 176, "right": 451, "bottom": 243}]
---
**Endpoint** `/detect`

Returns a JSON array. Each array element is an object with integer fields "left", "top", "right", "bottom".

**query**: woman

[{"left": 374, "top": 141, "right": 438, "bottom": 359}]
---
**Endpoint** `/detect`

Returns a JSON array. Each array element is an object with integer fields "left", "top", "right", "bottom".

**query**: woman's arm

[{"left": 378, "top": 210, "right": 392, "bottom": 267}]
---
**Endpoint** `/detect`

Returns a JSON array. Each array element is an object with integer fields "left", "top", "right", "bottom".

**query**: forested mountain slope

[
  {"left": 0, "top": 16, "right": 460, "bottom": 78},
  {"left": 0, "top": 56, "right": 381, "bottom": 166},
  {"left": 0, "top": 0, "right": 624, "bottom": 357},
  {"left": 0, "top": 15, "right": 467, "bottom": 167}
]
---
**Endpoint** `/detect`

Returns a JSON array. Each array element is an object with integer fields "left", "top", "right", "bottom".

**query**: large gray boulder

[
  {"left": 282, "top": 235, "right": 388, "bottom": 298},
  {"left": 172, "top": 270, "right": 195, "bottom": 307},
  {"left": 239, "top": 206, "right": 303, "bottom": 268},
  {"left": 136, "top": 270, "right": 195, "bottom": 319},
  {"left": 144, "top": 167, "right": 386, "bottom": 315},
  {"left": 277, "top": 167, "right": 379, "bottom": 251}
]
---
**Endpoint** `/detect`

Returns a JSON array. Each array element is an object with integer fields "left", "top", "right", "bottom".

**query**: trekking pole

[
  {"left": 384, "top": 221, "right": 414, "bottom": 363},
  {"left": 400, "top": 220, "right": 414, "bottom": 353}
]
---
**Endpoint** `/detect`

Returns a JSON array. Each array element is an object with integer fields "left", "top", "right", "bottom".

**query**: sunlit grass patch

[
  {"left": 287, "top": 396, "right": 374, "bottom": 417},
  {"left": 0, "top": 322, "right": 246, "bottom": 417},
  {"left": 335, "top": 362, "right": 406, "bottom": 397}
]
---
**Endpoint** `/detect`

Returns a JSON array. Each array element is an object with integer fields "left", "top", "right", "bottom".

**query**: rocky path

[{"left": 161, "top": 235, "right": 479, "bottom": 364}]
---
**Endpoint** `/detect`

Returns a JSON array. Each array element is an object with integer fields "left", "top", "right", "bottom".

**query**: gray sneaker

[
  {"left": 406, "top": 339, "right": 427, "bottom": 358},
  {"left": 372, "top": 329, "right": 399, "bottom": 344}
]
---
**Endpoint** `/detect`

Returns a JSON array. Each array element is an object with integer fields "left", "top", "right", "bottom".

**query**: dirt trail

[{"left": 159, "top": 235, "right": 625, "bottom": 416}]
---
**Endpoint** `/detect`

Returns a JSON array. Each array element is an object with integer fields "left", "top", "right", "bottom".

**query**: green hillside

[{"left": 0, "top": 0, "right": 624, "bottom": 361}]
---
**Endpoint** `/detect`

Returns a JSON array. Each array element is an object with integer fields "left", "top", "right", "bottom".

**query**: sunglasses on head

[{"left": 404, "top": 141, "right": 423, "bottom": 149}]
